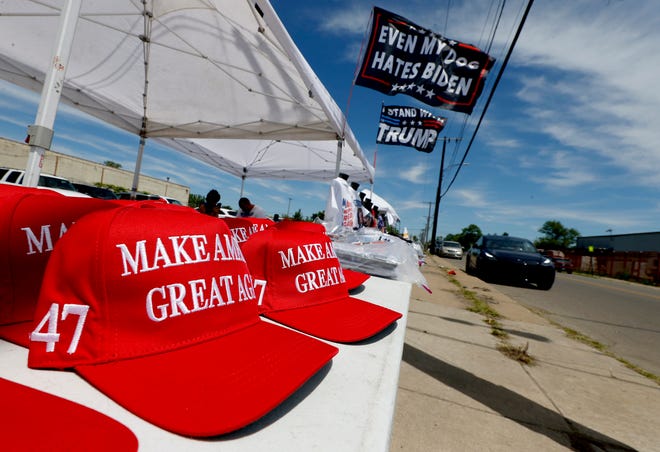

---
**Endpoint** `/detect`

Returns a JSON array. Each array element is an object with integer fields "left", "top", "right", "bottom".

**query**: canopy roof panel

[
  {"left": 160, "top": 137, "right": 370, "bottom": 181},
  {"left": 0, "top": 0, "right": 374, "bottom": 182}
]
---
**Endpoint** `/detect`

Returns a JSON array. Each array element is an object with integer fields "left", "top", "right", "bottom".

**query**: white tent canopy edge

[{"left": 0, "top": 0, "right": 374, "bottom": 190}]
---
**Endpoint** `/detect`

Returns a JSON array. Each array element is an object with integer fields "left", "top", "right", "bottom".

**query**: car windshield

[
  {"left": 486, "top": 237, "right": 537, "bottom": 253},
  {"left": 39, "top": 175, "right": 77, "bottom": 191},
  {"left": 442, "top": 241, "right": 461, "bottom": 248}
]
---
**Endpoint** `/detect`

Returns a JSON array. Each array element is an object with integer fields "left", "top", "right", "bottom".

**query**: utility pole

[
  {"left": 423, "top": 201, "right": 432, "bottom": 246},
  {"left": 429, "top": 137, "right": 460, "bottom": 255}
]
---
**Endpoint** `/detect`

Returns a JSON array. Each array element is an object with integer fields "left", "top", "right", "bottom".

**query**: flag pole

[
  {"left": 370, "top": 101, "right": 383, "bottom": 195},
  {"left": 370, "top": 144, "right": 377, "bottom": 195},
  {"left": 345, "top": 9, "right": 374, "bottom": 183}
]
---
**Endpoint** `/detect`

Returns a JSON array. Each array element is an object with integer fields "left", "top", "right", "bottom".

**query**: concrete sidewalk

[{"left": 390, "top": 255, "right": 660, "bottom": 451}]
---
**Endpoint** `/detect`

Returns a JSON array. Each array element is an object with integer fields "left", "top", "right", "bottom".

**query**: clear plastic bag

[{"left": 326, "top": 225, "right": 430, "bottom": 292}]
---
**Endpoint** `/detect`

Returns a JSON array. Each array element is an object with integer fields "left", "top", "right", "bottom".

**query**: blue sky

[{"left": 1, "top": 0, "right": 659, "bottom": 242}]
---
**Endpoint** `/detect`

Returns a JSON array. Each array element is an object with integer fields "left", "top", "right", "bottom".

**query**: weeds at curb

[
  {"left": 444, "top": 275, "right": 540, "bottom": 364},
  {"left": 442, "top": 265, "right": 660, "bottom": 383},
  {"left": 497, "top": 342, "right": 535, "bottom": 365},
  {"left": 563, "top": 327, "right": 607, "bottom": 352},
  {"left": 560, "top": 325, "right": 660, "bottom": 385},
  {"left": 525, "top": 306, "right": 660, "bottom": 385}
]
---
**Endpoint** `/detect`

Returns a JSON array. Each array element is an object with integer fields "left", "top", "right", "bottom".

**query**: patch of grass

[
  {"left": 466, "top": 297, "right": 501, "bottom": 319},
  {"left": 545, "top": 319, "right": 660, "bottom": 385},
  {"left": 560, "top": 325, "right": 660, "bottom": 385},
  {"left": 447, "top": 276, "right": 512, "bottom": 342},
  {"left": 448, "top": 277, "right": 507, "bottom": 335},
  {"left": 497, "top": 342, "right": 535, "bottom": 365},
  {"left": 563, "top": 327, "right": 607, "bottom": 352},
  {"left": 443, "top": 269, "right": 660, "bottom": 383}
]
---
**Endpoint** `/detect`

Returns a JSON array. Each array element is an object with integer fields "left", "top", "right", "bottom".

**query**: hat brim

[
  {"left": 264, "top": 297, "right": 402, "bottom": 343},
  {"left": 75, "top": 321, "right": 337, "bottom": 437},
  {"left": 342, "top": 268, "right": 370, "bottom": 290},
  {"left": 0, "top": 321, "right": 31, "bottom": 347},
  {"left": 0, "top": 378, "right": 138, "bottom": 451}
]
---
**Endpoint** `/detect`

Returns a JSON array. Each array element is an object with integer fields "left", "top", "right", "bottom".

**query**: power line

[{"left": 441, "top": 0, "right": 535, "bottom": 199}]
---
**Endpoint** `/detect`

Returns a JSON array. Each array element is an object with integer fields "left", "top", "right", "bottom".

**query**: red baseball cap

[
  {"left": 0, "top": 187, "right": 122, "bottom": 346},
  {"left": 241, "top": 220, "right": 401, "bottom": 343},
  {"left": 27, "top": 205, "right": 337, "bottom": 437},
  {"left": 0, "top": 377, "right": 138, "bottom": 451},
  {"left": 342, "top": 268, "right": 371, "bottom": 290},
  {"left": 222, "top": 216, "right": 274, "bottom": 244}
]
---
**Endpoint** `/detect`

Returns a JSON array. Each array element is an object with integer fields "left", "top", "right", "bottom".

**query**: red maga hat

[
  {"left": 0, "top": 187, "right": 122, "bottom": 346},
  {"left": 342, "top": 268, "right": 371, "bottom": 290},
  {"left": 241, "top": 220, "right": 401, "bottom": 343},
  {"left": 221, "top": 216, "right": 274, "bottom": 244},
  {"left": 27, "top": 205, "right": 337, "bottom": 437},
  {"left": 0, "top": 377, "right": 138, "bottom": 451}
]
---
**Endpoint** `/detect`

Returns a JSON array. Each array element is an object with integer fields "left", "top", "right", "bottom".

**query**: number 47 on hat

[{"left": 31, "top": 303, "right": 89, "bottom": 354}]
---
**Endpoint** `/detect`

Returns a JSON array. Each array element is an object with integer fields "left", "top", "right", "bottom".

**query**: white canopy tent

[
  {"left": 161, "top": 137, "right": 370, "bottom": 186},
  {"left": 360, "top": 189, "right": 400, "bottom": 225},
  {"left": 0, "top": 0, "right": 374, "bottom": 188}
]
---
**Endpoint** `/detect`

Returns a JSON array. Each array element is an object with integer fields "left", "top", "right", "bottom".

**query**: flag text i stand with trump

[
  {"left": 376, "top": 105, "right": 446, "bottom": 153},
  {"left": 355, "top": 7, "right": 495, "bottom": 114}
]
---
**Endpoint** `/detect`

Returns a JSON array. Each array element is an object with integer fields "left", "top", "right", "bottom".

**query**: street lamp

[{"left": 286, "top": 197, "right": 292, "bottom": 217}]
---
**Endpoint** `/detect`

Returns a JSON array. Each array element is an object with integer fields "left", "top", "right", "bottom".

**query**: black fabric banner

[
  {"left": 356, "top": 7, "right": 495, "bottom": 115},
  {"left": 376, "top": 105, "right": 447, "bottom": 153}
]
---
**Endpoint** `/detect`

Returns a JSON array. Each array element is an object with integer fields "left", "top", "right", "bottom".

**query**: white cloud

[
  {"left": 505, "top": 0, "right": 660, "bottom": 191},
  {"left": 318, "top": 4, "right": 372, "bottom": 35},
  {"left": 399, "top": 162, "right": 428, "bottom": 182},
  {"left": 453, "top": 188, "right": 489, "bottom": 208}
]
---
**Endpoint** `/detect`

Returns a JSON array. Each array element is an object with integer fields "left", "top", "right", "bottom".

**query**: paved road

[{"left": 490, "top": 272, "right": 660, "bottom": 377}]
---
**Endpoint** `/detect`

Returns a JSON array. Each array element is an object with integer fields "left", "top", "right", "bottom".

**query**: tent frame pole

[
  {"left": 334, "top": 139, "right": 343, "bottom": 176},
  {"left": 24, "top": 0, "right": 82, "bottom": 187}
]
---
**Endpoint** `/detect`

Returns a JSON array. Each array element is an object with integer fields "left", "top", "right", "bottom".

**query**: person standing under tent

[
  {"left": 371, "top": 204, "right": 380, "bottom": 229},
  {"left": 198, "top": 189, "right": 221, "bottom": 217},
  {"left": 237, "top": 197, "right": 268, "bottom": 218}
]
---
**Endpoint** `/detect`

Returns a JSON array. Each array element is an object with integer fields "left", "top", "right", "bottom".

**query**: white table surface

[{"left": 1, "top": 276, "right": 411, "bottom": 451}]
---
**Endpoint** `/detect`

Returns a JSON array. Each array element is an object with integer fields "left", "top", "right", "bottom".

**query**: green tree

[
  {"left": 307, "top": 210, "right": 325, "bottom": 222},
  {"left": 103, "top": 160, "right": 122, "bottom": 169},
  {"left": 535, "top": 220, "right": 580, "bottom": 249},
  {"left": 188, "top": 193, "right": 204, "bottom": 209},
  {"left": 444, "top": 224, "right": 482, "bottom": 249},
  {"left": 385, "top": 224, "right": 399, "bottom": 236},
  {"left": 292, "top": 209, "right": 304, "bottom": 221}
]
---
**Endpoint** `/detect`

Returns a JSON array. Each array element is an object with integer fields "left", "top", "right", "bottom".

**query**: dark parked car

[
  {"left": 550, "top": 257, "right": 574, "bottom": 273},
  {"left": 72, "top": 183, "right": 118, "bottom": 200},
  {"left": 466, "top": 235, "right": 555, "bottom": 290}
]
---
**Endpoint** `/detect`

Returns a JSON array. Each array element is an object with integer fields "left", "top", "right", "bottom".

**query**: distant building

[
  {"left": 0, "top": 136, "right": 189, "bottom": 203},
  {"left": 576, "top": 232, "right": 660, "bottom": 253}
]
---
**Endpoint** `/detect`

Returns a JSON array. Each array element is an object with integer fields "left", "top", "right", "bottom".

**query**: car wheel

[
  {"left": 479, "top": 268, "right": 493, "bottom": 283},
  {"left": 465, "top": 258, "right": 474, "bottom": 275},
  {"left": 537, "top": 275, "right": 555, "bottom": 290}
]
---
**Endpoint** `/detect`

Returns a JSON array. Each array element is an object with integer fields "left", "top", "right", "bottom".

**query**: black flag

[
  {"left": 356, "top": 7, "right": 495, "bottom": 114},
  {"left": 376, "top": 105, "right": 446, "bottom": 153}
]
